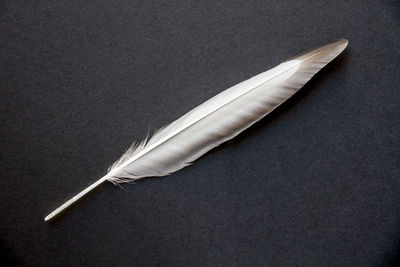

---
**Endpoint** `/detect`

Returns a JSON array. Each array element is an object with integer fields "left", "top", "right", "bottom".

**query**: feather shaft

[{"left": 44, "top": 176, "right": 108, "bottom": 221}]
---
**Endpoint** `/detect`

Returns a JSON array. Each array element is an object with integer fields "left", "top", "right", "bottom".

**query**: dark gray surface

[{"left": 1, "top": 0, "right": 399, "bottom": 266}]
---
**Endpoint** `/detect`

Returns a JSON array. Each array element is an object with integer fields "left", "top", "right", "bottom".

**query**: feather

[{"left": 45, "top": 39, "right": 348, "bottom": 221}]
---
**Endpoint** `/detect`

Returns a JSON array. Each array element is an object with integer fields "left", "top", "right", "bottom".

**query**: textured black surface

[{"left": 1, "top": 1, "right": 399, "bottom": 266}]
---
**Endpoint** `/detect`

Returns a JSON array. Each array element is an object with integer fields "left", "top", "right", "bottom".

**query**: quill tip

[{"left": 44, "top": 176, "right": 109, "bottom": 222}]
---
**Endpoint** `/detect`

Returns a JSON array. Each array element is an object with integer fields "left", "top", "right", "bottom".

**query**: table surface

[{"left": 1, "top": 0, "right": 399, "bottom": 266}]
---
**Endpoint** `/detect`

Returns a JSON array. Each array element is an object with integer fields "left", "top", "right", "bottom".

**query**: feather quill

[{"left": 45, "top": 39, "right": 348, "bottom": 221}]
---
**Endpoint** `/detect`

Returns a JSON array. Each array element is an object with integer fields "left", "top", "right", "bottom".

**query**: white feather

[{"left": 45, "top": 39, "right": 348, "bottom": 221}]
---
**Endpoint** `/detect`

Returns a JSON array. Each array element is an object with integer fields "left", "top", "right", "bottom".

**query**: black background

[{"left": 1, "top": 0, "right": 399, "bottom": 266}]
